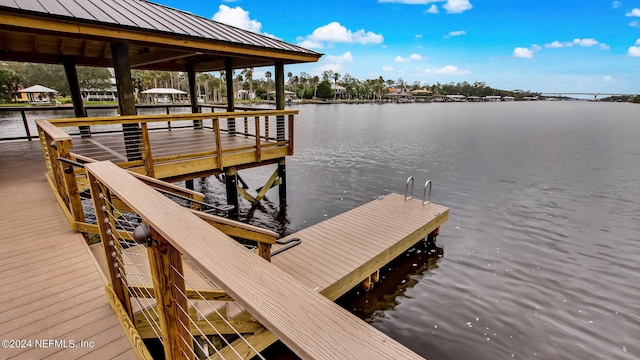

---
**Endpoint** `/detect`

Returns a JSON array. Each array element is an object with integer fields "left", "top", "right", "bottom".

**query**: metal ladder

[{"left": 404, "top": 176, "right": 432, "bottom": 205}]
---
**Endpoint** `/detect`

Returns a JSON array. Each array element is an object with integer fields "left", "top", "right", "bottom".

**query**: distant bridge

[{"left": 540, "top": 92, "right": 638, "bottom": 100}]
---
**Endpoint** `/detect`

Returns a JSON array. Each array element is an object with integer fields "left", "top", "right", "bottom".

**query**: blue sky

[{"left": 153, "top": 0, "right": 640, "bottom": 94}]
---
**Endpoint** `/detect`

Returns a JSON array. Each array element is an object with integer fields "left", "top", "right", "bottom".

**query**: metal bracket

[{"left": 133, "top": 223, "right": 155, "bottom": 247}]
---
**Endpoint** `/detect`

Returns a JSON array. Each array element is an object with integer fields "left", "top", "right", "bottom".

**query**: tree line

[{"left": 5, "top": 61, "right": 637, "bottom": 104}]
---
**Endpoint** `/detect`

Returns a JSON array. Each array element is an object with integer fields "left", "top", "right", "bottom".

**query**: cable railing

[
  {"left": 40, "top": 109, "right": 295, "bottom": 180},
  {"left": 85, "top": 160, "right": 424, "bottom": 360},
  {"left": 34, "top": 109, "right": 296, "bottom": 231}
]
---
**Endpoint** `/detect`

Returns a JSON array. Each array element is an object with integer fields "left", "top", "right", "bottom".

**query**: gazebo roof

[
  {"left": 0, "top": 0, "right": 322, "bottom": 71},
  {"left": 18, "top": 84, "right": 58, "bottom": 93}
]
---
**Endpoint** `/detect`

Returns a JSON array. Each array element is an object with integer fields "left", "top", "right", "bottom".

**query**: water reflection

[{"left": 337, "top": 240, "right": 444, "bottom": 322}]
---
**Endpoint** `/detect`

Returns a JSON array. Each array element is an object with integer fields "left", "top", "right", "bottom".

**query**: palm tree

[
  {"left": 311, "top": 76, "right": 320, "bottom": 98},
  {"left": 265, "top": 71, "right": 272, "bottom": 92},
  {"left": 333, "top": 72, "right": 341, "bottom": 99},
  {"left": 287, "top": 71, "right": 293, "bottom": 92},
  {"left": 241, "top": 68, "right": 254, "bottom": 99}
]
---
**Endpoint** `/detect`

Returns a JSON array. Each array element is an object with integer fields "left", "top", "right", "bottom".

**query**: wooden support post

[
  {"left": 140, "top": 123, "right": 154, "bottom": 177},
  {"left": 213, "top": 118, "right": 223, "bottom": 169},
  {"left": 275, "top": 62, "right": 285, "bottom": 141},
  {"left": 62, "top": 56, "right": 90, "bottom": 137},
  {"left": 88, "top": 172, "right": 132, "bottom": 318},
  {"left": 111, "top": 42, "right": 142, "bottom": 161},
  {"left": 254, "top": 116, "right": 261, "bottom": 161},
  {"left": 224, "top": 58, "right": 235, "bottom": 135},
  {"left": 48, "top": 140, "right": 70, "bottom": 207},
  {"left": 187, "top": 63, "right": 202, "bottom": 129},
  {"left": 147, "top": 228, "right": 193, "bottom": 360},
  {"left": 288, "top": 114, "right": 295, "bottom": 155},
  {"left": 258, "top": 242, "right": 272, "bottom": 262},
  {"left": 58, "top": 139, "right": 86, "bottom": 223},
  {"left": 20, "top": 110, "right": 32, "bottom": 140},
  {"left": 225, "top": 167, "right": 239, "bottom": 218},
  {"left": 278, "top": 158, "right": 286, "bottom": 208}
]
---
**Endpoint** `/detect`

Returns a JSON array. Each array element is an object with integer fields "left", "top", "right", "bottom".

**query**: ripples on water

[
  {"left": 3, "top": 102, "right": 638, "bottom": 359},
  {"left": 246, "top": 102, "right": 639, "bottom": 359}
]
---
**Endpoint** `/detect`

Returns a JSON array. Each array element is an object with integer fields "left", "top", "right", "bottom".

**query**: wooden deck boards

[
  {"left": 272, "top": 193, "right": 449, "bottom": 301},
  {"left": 0, "top": 142, "right": 136, "bottom": 360},
  {"left": 71, "top": 128, "right": 276, "bottom": 164}
]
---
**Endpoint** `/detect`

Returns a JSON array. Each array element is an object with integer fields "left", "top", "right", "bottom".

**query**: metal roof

[{"left": 0, "top": 0, "right": 321, "bottom": 63}]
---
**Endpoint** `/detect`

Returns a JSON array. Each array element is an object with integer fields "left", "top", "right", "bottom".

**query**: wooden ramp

[
  {"left": 0, "top": 142, "right": 136, "bottom": 359},
  {"left": 272, "top": 193, "right": 449, "bottom": 301}
]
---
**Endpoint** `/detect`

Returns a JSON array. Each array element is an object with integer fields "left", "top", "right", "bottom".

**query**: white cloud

[
  {"left": 448, "top": 30, "right": 467, "bottom": 37},
  {"left": 212, "top": 5, "right": 262, "bottom": 33},
  {"left": 314, "top": 63, "right": 346, "bottom": 75},
  {"left": 379, "top": 0, "right": 471, "bottom": 13},
  {"left": 636, "top": 38, "right": 640, "bottom": 45},
  {"left": 613, "top": 1, "right": 620, "bottom": 8},
  {"left": 573, "top": 38, "right": 599, "bottom": 47},
  {"left": 395, "top": 53, "right": 423, "bottom": 62},
  {"left": 629, "top": 46, "right": 640, "bottom": 57},
  {"left": 513, "top": 47, "right": 534, "bottom": 58},
  {"left": 415, "top": 34, "right": 423, "bottom": 39},
  {"left": 297, "top": 22, "right": 383, "bottom": 49},
  {"left": 435, "top": 65, "right": 470, "bottom": 74},
  {"left": 379, "top": 0, "right": 437, "bottom": 3},
  {"left": 296, "top": 39, "right": 323, "bottom": 49},
  {"left": 545, "top": 38, "right": 608, "bottom": 50},
  {"left": 443, "top": 0, "right": 473, "bottom": 13},
  {"left": 531, "top": 44, "right": 542, "bottom": 51},
  {"left": 630, "top": 20, "right": 640, "bottom": 28},
  {"left": 545, "top": 40, "right": 571, "bottom": 48},
  {"left": 603, "top": 76, "right": 613, "bottom": 82},
  {"left": 626, "top": 8, "right": 640, "bottom": 17},
  {"left": 382, "top": 65, "right": 396, "bottom": 71},
  {"left": 325, "top": 51, "right": 354, "bottom": 63}
]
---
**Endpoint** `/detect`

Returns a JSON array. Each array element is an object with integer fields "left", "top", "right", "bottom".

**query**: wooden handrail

[
  {"left": 85, "top": 161, "right": 423, "bottom": 360},
  {"left": 47, "top": 110, "right": 299, "bottom": 127}
]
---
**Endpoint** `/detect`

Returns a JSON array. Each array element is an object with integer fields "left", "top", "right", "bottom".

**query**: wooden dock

[
  {"left": 0, "top": 141, "right": 137, "bottom": 359},
  {"left": 273, "top": 193, "right": 449, "bottom": 301},
  {"left": 5, "top": 113, "right": 450, "bottom": 359}
]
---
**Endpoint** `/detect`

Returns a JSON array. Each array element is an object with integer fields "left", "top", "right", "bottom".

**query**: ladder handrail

[
  {"left": 404, "top": 176, "right": 414, "bottom": 200},
  {"left": 423, "top": 180, "right": 432, "bottom": 205}
]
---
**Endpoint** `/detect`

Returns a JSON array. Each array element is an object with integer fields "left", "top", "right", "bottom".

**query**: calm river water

[
  {"left": 238, "top": 102, "right": 639, "bottom": 360},
  {"left": 3, "top": 102, "right": 638, "bottom": 359}
]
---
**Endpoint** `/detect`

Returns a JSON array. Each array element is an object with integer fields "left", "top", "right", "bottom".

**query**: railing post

[
  {"left": 37, "top": 126, "right": 55, "bottom": 181},
  {"left": 58, "top": 139, "right": 86, "bottom": 223},
  {"left": 140, "top": 123, "right": 155, "bottom": 177},
  {"left": 88, "top": 171, "right": 133, "bottom": 318},
  {"left": 254, "top": 116, "right": 261, "bottom": 162},
  {"left": 288, "top": 114, "right": 294, "bottom": 155},
  {"left": 147, "top": 227, "right": 193, "bottom": 360},
  {"left": 258, "top": 242, "right": 272, "bottom": 262},
  {"left": 20, "top": 110, "right": 32, "bottom": 141},
  {"left": 264, "top": 116, "right": 269, "bottom": 140},
  {"left": 213, "top": 117, "right": 223, "bottom": 169},
  {"left": 49, "top": 140, "right": 71, "bottom": 209},
  {"left": 243, "top": 116, "right": 248, "bottom": 137}
]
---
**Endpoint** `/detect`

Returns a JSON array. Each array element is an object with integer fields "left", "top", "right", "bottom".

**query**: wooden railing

[
  {"left": 39, "top": 109, "right": 296, "bottom": 180},
  {"left": 35, "top": 111, "right": 286, "bottom": 261},
  {"left": 85, "top": 160, "right": 423, "bottom": 360}
]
